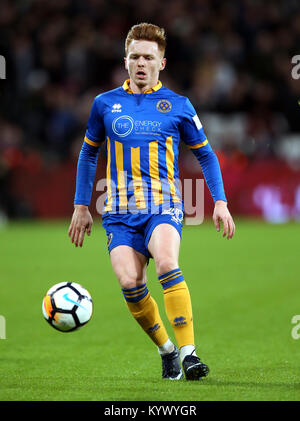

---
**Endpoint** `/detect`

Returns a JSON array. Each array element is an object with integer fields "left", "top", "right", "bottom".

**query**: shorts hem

[
  {"left": 108, "top": 242, "right": 150, "bottom": 259},
  {"left": 145, "top": 220, "right": 182, "bottom": 250}
]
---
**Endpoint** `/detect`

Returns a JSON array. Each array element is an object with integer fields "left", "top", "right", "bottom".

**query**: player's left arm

[
  {"left": 190, "top": 144, "right": 235, "bottom": 239},
  {"left": 212, "top": 200, "right": 235, "bottom": 240},
  {"left": 179, "top": 98, "right": 235, "bottom": 239}
]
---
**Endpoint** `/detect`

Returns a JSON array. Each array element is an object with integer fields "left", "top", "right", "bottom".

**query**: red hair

[{"left": 125, "top": 23, "right": 166, "bottom": 56}]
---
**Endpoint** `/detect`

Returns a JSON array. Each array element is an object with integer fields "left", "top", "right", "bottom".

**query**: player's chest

[{"left": 102, "top": 97, "right": 180, "bottom": 140}]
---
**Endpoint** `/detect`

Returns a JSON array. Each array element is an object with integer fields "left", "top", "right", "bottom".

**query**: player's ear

[
  {"left": 124, "top": 57, "right": 128, "bottom": 70},
  {"left": 160, "top": 57, "right": 167, "bottom": 71}
]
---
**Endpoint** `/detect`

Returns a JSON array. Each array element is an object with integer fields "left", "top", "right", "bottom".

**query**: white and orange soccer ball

[{"left": 42, "top": 282, "right": 93, "bottom": 332}]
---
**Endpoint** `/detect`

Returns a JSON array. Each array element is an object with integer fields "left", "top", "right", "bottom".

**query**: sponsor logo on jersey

[
  {"left": 112, "top": 116, "right": 163, "bottom": 137},
  {"left": 112, "top": 115, "right": 134, "bottom": 137}
]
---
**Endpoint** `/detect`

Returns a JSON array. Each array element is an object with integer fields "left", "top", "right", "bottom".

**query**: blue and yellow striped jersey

[{"left": 75, "top": 80, "right": 226, "bottom": 214}]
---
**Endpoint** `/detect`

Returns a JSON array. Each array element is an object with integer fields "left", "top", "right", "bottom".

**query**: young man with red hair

[{"left": 69, "top": 23, "right": 235, "bottom": 380}]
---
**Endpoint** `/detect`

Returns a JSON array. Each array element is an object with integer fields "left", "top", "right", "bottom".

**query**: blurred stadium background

[
  {"left": 1, "top": 0, "right": 300, "bottom": 223},
  {"left": 1, "top": 0, "right": 300, "bottom": 402}
]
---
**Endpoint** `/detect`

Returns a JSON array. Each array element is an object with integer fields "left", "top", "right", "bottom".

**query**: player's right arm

[
  {"left": 68, "top": 97, "right": 104, "bottom": 247},
  {"left": 68, "top": 204, "right": 93, "bottom": 248}
]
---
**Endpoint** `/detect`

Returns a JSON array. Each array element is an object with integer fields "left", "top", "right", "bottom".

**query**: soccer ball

[{"left": 42, "top": 282, "right": 93, "bottom": 332}]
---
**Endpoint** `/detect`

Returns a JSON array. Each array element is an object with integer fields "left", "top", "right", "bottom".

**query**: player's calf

[{"left": 122, "top": 284, "right": 170, "bottom": 347}]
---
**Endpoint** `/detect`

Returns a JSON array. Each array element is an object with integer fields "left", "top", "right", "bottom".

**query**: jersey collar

[{"left": 122, "top": 79, "right": 162, "bottom": 94}]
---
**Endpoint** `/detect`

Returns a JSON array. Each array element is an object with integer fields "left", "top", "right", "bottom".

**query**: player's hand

[
  {"left": 213, "top": 200, "right": 235, "bottom": 240},
  {"left": 68, "top": 205, "right": 93, "bottom": 247}
]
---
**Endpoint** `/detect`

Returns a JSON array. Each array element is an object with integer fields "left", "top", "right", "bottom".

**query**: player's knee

[
  {"left": 155, "top": 257, "right": 178, "bottom": 277},
  {"left": 118, "top": 272, "right": 145, "bottom": 290}
]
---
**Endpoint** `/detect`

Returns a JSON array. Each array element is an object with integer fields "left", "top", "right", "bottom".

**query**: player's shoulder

[
  {"left": 90, "top": 87, "right": 125, "bottom": 115},
  {"left": 93, "top": 86, "right": 124, "bottom": 104},
  {"left": 159, "top": 86, "right": 195, "bottom": 118},
  {"left": 160, "top": 85, "right": 186, "bottom": 100},
  {"left": 159, "top": 85, "right": 190, "bottom": 108}
]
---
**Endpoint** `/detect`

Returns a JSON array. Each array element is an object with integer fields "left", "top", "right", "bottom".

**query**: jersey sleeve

[
  {"left": 74, "top": 141, "right": 100, "bottom": 205},
  {"left": 74, "top": 96, "right": 104, "bottom": 205},
  {"left": 179, "top": 98, "right": 208, "bottom": 149},
  {"left": 84, "top": 96, "right": 105, "bottom": 147},
  {"left": 180, "top": 98, "right": 227, "bottom": 203}
]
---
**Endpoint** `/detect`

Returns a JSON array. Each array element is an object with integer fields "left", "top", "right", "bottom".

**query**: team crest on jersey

[
  {"left": 156, "top": 99, "right": 172, "bottom": 113},
  {"left": 112, "top": 103, "right": 122, "bottom": 113}
]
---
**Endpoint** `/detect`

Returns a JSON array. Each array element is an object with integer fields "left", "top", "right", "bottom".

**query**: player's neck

[{"left": 129, "top": 79, "right": 158, "bottom": 94}]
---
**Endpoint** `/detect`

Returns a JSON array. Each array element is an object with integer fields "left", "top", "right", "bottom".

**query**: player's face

[{"left": 125, "top": 40, "right": 166, "bottom": 93}]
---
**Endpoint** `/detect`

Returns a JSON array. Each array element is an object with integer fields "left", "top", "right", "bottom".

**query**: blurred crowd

[{"left": 0, "top": 0, "right": 300, "bottom": 217}]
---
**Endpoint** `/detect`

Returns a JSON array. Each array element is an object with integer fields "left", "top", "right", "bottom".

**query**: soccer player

[{"left": 68, "top": 23, "right": 235, "bottom": 380}]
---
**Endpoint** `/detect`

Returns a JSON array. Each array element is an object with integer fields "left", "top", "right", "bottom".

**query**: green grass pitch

[{"left": 0, "top": 219, "right": 299, "bottom": 401}]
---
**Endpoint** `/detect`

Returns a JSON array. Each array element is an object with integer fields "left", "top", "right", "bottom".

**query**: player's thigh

[
  {"left": 110, "top": 245, "right": 148, "bottom": 289},
  {"left": 147, "top": 223, "right": 181, "bottom": 276}
]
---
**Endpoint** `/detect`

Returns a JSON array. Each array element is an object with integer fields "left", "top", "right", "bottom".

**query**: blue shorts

[{"left": 102, "top": 209, "right": 184, "bottom": 258}]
